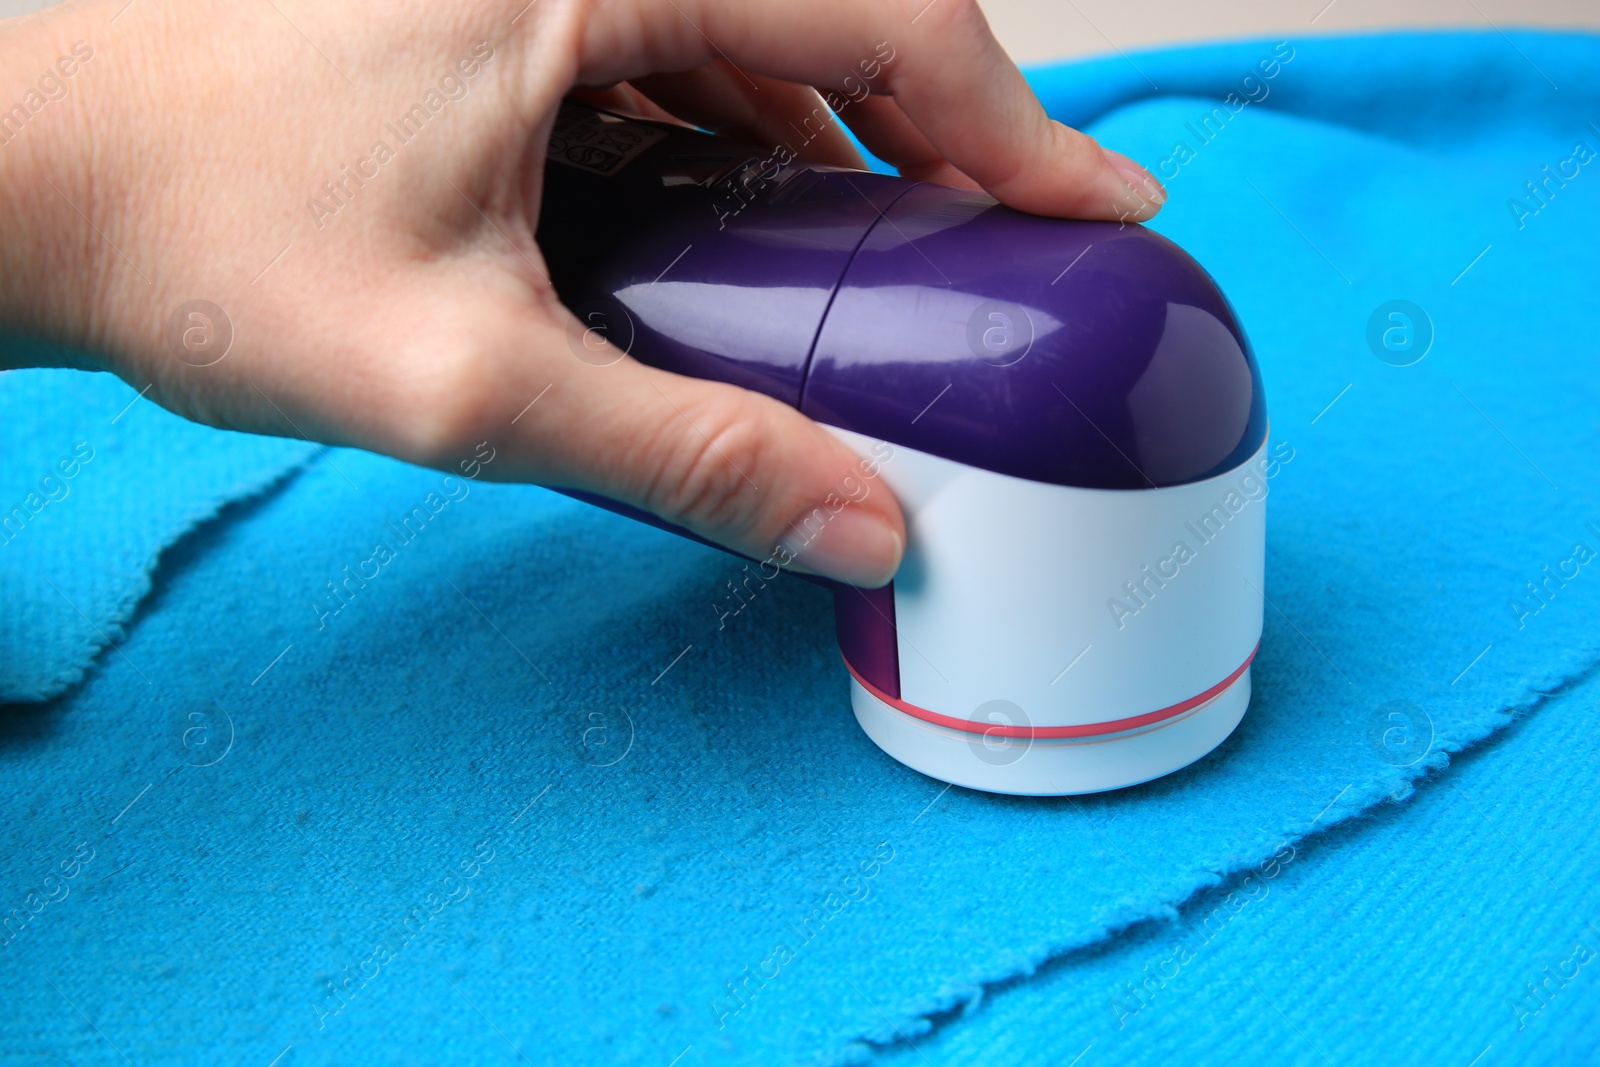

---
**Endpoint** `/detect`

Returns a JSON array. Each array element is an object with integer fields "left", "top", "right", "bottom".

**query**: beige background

[
  {"left": 2, "top": 0, "right": 1597, "bottom": 61},
  {"left": 977, "top": 0, "right": 1600, "bottom": 64}
]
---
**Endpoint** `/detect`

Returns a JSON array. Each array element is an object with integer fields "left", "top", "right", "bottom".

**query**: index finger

[{"left": 571, "top": 0, "right": 1163, "bottom": 221}]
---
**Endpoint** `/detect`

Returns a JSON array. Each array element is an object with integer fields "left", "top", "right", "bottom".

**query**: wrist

[{"left": 0, "top": 2, "right": 120, "bottom": 368}]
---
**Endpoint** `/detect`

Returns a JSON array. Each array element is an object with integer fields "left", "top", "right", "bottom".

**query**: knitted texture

[
  {"left": 874, "top": 666, "right": 1600, "bottom": 1065},
  {"left": 0, "top": 368, "right": 315, "bottom": 701}
]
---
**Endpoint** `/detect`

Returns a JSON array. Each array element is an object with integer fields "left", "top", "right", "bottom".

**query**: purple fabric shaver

[{"left": 536, "top": 102, "right": 1271, "bottom": 795}]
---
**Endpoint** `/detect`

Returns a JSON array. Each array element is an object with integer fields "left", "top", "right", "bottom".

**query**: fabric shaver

[{"left": 536, "top": 102, "right": 1271, "bottom": 796}]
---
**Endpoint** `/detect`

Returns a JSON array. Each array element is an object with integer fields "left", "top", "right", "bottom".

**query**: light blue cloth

[
  {"left": 0, "top": 368, "right": 314, "bottom": 701},
  {"left": 876, "top": 667, "right": 1600, "bottom": 1065},
  {"left": 2, "top": 29, "right": 1598, "bottom": 1067}
]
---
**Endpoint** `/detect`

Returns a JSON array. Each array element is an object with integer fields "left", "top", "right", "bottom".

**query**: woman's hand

[{"left": 0, "top": 0, "right": 1163, "bottom": 585}]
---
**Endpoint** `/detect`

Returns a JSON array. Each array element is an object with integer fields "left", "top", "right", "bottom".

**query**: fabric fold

[
  {"left": 869, "top": 666, "right": 1600, "bottom": 1065},
  {"left": 0, "top": 367, "right": 317, "bottom": 702}
]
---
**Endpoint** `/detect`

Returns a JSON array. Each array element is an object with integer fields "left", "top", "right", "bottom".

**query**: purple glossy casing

[{"left": 536, "top": 103, "right": 1266, "bottom": 700}]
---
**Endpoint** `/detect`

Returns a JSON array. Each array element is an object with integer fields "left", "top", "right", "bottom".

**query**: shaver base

[{"left": 849, "top": 670, "right": 1251, "bottom": 796}]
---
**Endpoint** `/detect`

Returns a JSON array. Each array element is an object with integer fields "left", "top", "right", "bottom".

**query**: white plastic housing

[{"left": 829, "top": 429, "right": 1269, "bottom": 796}]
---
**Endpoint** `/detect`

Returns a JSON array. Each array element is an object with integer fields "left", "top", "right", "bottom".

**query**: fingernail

[
  {"left": 1102, "top": 147, "right": 1166, "bottom": 211},
  {"left": 779, "top": 505, "right": 903, "bottom": 587}
]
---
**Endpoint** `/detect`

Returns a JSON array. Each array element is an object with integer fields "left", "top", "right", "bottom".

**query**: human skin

[{"left": 0, "top": 0, "right": 1163, "bottom": 586}]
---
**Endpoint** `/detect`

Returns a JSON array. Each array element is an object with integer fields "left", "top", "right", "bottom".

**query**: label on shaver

[{"left": 548, "top": 103, "right": 669, "bottom": 177}]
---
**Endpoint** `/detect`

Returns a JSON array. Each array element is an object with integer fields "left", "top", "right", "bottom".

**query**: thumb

[{"left": 482, "top": 313, "right": 906, "bottom": 588}]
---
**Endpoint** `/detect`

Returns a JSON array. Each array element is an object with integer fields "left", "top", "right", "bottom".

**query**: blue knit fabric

[
  {"left": 0, "top": 368, "right": 314, "bottom": 701},
  {"left": 2, "top": 30, "right": 1598, "bottom": 1067},
  {"left": 873, "top": 666, "right": 1600, "bottom": 1065}
]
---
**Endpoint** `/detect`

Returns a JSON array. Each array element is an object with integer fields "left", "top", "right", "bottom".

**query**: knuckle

[
  {"left": 636, "top": 394, "right": 771, "bottom": 542},
  {"left": 387, "top": 343, "right": 503, "bottom": 467}
]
